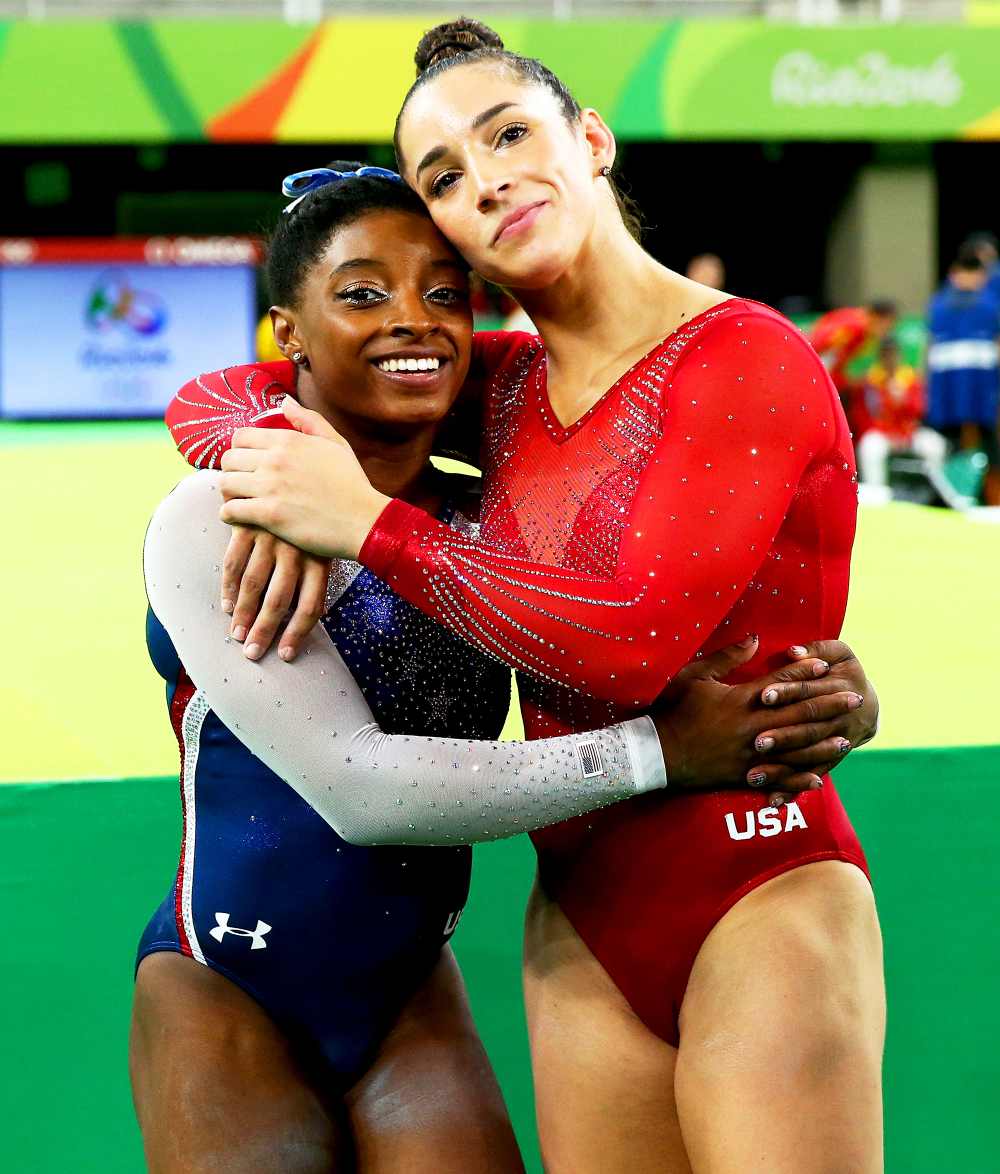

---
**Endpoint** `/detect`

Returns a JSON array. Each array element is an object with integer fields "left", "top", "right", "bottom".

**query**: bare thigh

[
  {"left": 130, "top": 952, "right": 346, "bottom": 1174},
  {"left": 523, "top": 880, "right": 692, "bottom": 1174},
  {"left": 524, "top": 862, "right": 885, "bottom": 1174},
  {"left": 132, "top": 948, "right": 523, "bottom": 1174},
  {"left": 675, "top": 861, "right": 885, "bottom": 1174},
  {"left": 346, "top": 946, "right": 524, "bottom": 1174}
]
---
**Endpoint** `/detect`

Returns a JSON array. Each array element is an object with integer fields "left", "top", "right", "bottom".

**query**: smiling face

[
  {"left": 275, "top": 207, "right": 473, "bottom": 434},
  {"left": 396, "top": 63, "right": 615, "bottom": 290}
]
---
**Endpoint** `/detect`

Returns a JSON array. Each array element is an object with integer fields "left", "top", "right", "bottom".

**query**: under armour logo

[{"left": 209, "top": 911, "right": 272, "bottom": 950}]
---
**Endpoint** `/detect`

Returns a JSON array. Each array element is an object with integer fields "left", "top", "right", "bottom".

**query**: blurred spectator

[
  {"left": 961, "top": 230, "right": 1000, "bottom": 302},
  {"left": 685, "top": 252, "right": 726, "bottom": 290},
  {"left": 857, "top": 338, "right": 946, "bottom": 489},
  {"left": 808, "top": 299, "right": 898, "bottom": 438},
  {"left": 926, "top": 246, "right": 1000, "bottom": 503}
]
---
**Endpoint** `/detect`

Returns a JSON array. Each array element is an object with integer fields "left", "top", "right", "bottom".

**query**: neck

[
  {"left": 295, "top": 375, "right": 441, "bottom": 508},
  {"left": 513, "top": 208, "right": 682, "bottom": 374}
]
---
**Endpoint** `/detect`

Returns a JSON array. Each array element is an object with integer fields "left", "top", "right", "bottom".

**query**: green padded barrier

[{"left": 2, "top": 746, "right": 997, "bottom": 1172}]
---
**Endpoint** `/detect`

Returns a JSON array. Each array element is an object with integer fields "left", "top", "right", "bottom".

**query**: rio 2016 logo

[{"left": 85, "top": 270, "right": 167, "bottom": 337}]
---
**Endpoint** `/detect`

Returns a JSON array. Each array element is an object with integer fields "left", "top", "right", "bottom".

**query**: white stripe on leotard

[{"left": 179, "top": 689, "right": 211, "bottom": 965}]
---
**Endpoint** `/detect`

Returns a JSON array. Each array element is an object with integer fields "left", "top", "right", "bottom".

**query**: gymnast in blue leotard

[
  {"left": 134, "top": 164, "right": 681, "bottom": 1173},
  {"left": 138, "top": 488, "right": 511, "bottom": 1071},
  {"left": 132, "top": 164, "right": 861, "bottom": 1173}
]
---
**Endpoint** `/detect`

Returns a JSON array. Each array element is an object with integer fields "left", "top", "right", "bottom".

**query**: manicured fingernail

[
  {"left": 231, "top": 625, "right": 247, "bottom": 642},
  {"left": 813, "top": 660, "right": 830, "bottom": 676},
  {"left": 221, "top": 599, "right": 234, "bottom": 615},
  {"left": 790, "top": 645, "right": 808, "bottom": 657},
  {"left": 762, "top": 688, "right": 778, "bottom": 705},
  {"left": 772, "top": 794, "right": 786, "bottom": 807},
  {"left": 755, "top": 735, "right": 775, "bottom": 752},
  {"left": 836, "top": 738, "right": 851, "bottom": 754},
  {"left": 244, "top": 643, "right": 261, "bottom": 660},
  {"left": 809, "top": 779, "right": 823, "bottom": 790},
  {"left": 748, "top": 772, "right": 767, "bottom": 787},
  {"left": 740, "top": 632, "right": 758, "bottom": 647},
  {"left": 854, "top": 693, "right": 864, "bottom": 706},
  {"left": 278, "top": 646, "right": 293, "bottom": 662}
]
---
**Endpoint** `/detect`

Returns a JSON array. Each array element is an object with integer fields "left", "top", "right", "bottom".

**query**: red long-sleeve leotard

[
  {"left": 165, "top": 301, "right": 867, "bottom": 1043},
  {"left": 360, "top": 300, "right": 867, "bottom": 1049},
  {"left": 360, "top": 301, "right": 858, "bottom": 712}
]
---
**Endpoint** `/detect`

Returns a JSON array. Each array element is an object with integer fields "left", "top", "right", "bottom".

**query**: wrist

[
  {"left": 620, "top": 717, "right": 669, "bottom": 793},
  {"left": 348, "top": 489, "right": 392, "bottom": 560},
  {"left": 652, "top": 713, "right": 693, "bottom": 790}
]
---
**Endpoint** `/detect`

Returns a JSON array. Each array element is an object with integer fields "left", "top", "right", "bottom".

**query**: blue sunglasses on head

[{"left": 281, "top": 166, "right": 404, "bottom": 213}]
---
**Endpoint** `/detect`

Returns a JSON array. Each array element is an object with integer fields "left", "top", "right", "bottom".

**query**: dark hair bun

[
  {"left": 325, "top": 158, "right": 366, "bottom": 173},
  {"left": 414, "top": 18, "right": 504, "bottom": 75}
]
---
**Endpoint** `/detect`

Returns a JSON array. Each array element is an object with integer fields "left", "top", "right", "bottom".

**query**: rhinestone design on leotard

[
  {"left": 359, "top": 302, "right": 859, "bottom": 764},
  {"left": 325, "top": 506, "right": 511, "bottom": 740},
  {"left": 167, "top": 363, "right": 292, "bottom": 469}
]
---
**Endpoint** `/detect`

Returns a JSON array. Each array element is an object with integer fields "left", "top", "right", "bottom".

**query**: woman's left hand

[
  {"left": 755, "top": 640, "right": 878, "bottom": 753},
  {"left": 219, "top": 399, "right": 391, "bottom": 560},
  {"left": 749, "top": 639, "right": 879, "bottom": 803}
]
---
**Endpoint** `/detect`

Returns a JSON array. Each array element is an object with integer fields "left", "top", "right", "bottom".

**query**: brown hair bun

[{"left": 414, "top": 18, "right": 504, "bottom": 76}]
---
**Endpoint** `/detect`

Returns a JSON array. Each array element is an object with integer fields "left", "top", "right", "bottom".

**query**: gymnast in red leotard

[{"left": 209, "top": 19, "right": 886, "bottom": 1173}]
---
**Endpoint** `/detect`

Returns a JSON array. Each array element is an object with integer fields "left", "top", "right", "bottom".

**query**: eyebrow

[
  {"left": 414, "top": 102, "right": 519, "bottom": 180},
  {"left": 329, "top": 258, "right": 384, "bottom": 276},
  {"left": 328, "top": 257, "right": 465, "bottom": 278}
]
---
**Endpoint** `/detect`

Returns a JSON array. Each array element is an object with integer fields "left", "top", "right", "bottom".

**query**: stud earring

[
  {"left": 291, "top": 351, "right": 305, "bottom": 364},
  {"left": 599, "top": 165, "right": 611, "bottom": 178}
]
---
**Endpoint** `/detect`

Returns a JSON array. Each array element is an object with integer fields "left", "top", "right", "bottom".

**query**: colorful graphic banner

[
  {"left": 1, "top": 19, "right": 999, "bottom": 142},
  {"left": 0, "top": 237, "right": 257, "bottom": 418}
]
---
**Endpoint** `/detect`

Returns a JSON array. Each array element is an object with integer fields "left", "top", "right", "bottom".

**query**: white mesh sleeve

[{"left": 144, "top": 474, "right": 667, "bottom": 846}]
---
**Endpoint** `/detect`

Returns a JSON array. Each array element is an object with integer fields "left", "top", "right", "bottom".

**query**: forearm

[{"left": 145, "top": 474, "right": 665, "bottom": 846}]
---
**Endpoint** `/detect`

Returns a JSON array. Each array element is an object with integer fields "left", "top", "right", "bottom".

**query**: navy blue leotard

[{"left": 136, "top": 497, "right": 511, "bottom": 1086}]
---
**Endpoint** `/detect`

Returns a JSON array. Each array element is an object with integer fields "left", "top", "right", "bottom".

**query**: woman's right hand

[{"left": 221, "top": 525, "right": 331, "bottom": 661}]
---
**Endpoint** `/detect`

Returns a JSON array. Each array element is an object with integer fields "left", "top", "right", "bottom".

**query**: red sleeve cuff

[{"left": 358, "top": 497, "right": 427, "bottom": 579}]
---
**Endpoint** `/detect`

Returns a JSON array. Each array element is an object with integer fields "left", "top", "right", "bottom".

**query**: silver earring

[
  {"left": 291, "top": 350, "right": 304, "bottom": 364},
  {"left": 599, "top": 165, "right": 611, "bottom": 178}
]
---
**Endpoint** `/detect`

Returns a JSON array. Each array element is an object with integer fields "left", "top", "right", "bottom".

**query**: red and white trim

[{"left": 169, "top": 673, "right": 211, "bottom": 965}]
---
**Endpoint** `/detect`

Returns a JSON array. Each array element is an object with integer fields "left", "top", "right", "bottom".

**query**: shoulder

[
  {"left": 678, "top": 298, "right": 818, "bottom": 366},
  {"left": 668, "top": 298, "right": 839, "bottom": 433},
  {"left": 181, "top": 360, "right": 296, "bottom": 405},
  {"left": 166, "top": 360, "right": 297, "bottom": 468}
]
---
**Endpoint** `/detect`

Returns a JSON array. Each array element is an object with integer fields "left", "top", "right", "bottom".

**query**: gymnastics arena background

[{"left": 3, "top": 7, "right": 1000, "bottom": 1173}]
